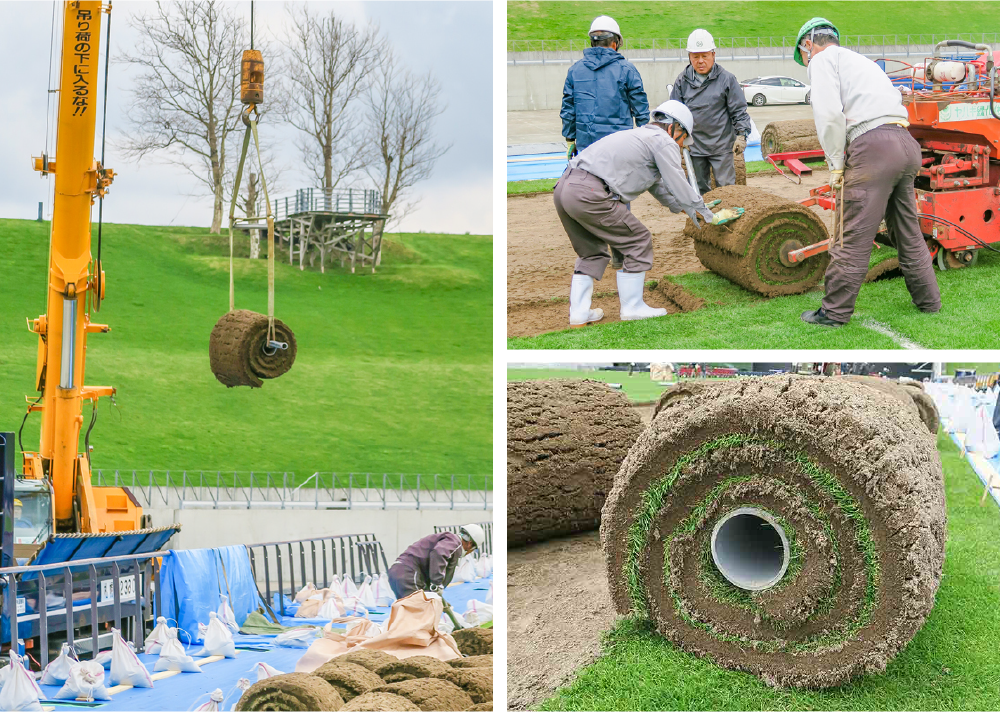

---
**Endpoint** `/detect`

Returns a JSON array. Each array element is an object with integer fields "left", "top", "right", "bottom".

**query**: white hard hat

[
  {"left": 686, "top": 28, "right": 716, "bottom": 52},
  {"left": 651, "top": 100, "right": 695, "bottom": 146},
  {"left": 589, "top": 15, "right": 621, "bottom": 39},
  {"left": 459, "top": 524, "right": 486, "bottom": 550}
]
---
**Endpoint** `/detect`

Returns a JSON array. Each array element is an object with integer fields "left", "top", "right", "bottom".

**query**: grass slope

[
  {"left": 541, "top": 431, "right": 1000, "bottom": 711},
  {"left": 0, "top": 219, "right": 492, "bottom": 483},
  {"left": 509, "top": 247, "right": 1000, "bottom": 349},
  {"left": 508, "top": 2, "right": 999, "bottom": 42}
]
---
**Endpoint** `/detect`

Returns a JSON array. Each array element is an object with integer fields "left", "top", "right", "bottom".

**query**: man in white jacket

[{"left": 795, "top": 17, "right": 940, "bottom": 327}]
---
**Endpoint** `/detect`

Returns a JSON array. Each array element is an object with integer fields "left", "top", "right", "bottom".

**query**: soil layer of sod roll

[
  {"left": 235, "top": 672, "right": 345, "bottom": 710},
  {"left": 602, "top": 375, "right": 946, "bottom": 688},
  {"left": 209, "top": 309, "right": 297, "bottom": 388},
  {"left": 686, "top": 185, "right": 830, "bottom": 296},
  {"left": 760, "top": 120, "right": 821, "bottom": 158},
  {"left": 508, "top": 380, "right": 643, "bottom": 547},
  {"left": 901, "top": 384, "right": 940, "bottom": 434},
  {"left": 838, "top": 375, "right": 923, "bottom": 425}
]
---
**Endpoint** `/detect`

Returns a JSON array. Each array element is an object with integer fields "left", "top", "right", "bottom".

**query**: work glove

[
  {"left": 710, "top": 207, "right": 746, "bottom": 226},
  {"left": 566, "top": 140, "right": 577, "bottom": 161},
  {"left": 733, "top": 135, "right": 747, "bottom": 154},
  {"left": 705, "top": 199, "right": 722, "bottom": 210},
  {"left": 829, "top": 169, "right": 844, "bottom": 190}
]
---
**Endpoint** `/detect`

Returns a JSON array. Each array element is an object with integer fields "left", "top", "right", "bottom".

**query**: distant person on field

[
  {"left": 793, "top": 16, "right": 940, "bottom": 328},
  {"left": 561, "top": 15, "right": 650, "bottom": 270},
  {"left": 670, "top": 29, "right": 752, "bottom": 194},
  {"left": 387, "top": 525, "right": 483, "bottom": 599}
]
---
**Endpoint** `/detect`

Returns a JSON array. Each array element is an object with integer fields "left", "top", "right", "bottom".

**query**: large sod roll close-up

[
  {"left": 235, "top": 672, "right": 346, "bottom": 710},
  {"left": 760, "top": 119, "right": 821, "bottom": 159},
  {"left": 686, "top": 185, "right": 830, "bottom": 297},
  {"left": 210, "top": 309, "right": 297, "bottom": 388},
  {"left": 507, "top": 380, "right": 643, "bottom": 547},
  {"left": 839, "top": 375, "right": 939, "bottom": 435},
  {"left": 602, "top": 375, "right": 946, "bottom": 688}
]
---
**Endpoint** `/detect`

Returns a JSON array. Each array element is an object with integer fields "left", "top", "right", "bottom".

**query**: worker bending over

[
  {"left": 386, "top": 525, "right": 484, "bottom": 599},
  {"left": 795, "top": 17, "right": 941, "bottom": 327},
  {"left": 555, "top": 100, "right": 737, "bottom": 328},
  {"left": 670, "top": 30, "right": 751, "bottom": 194}
]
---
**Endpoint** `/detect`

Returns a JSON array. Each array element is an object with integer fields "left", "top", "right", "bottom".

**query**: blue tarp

[
  {"left": 25, "top": 529, "right": 178, "bottom": 574},
  {"left": 159, "top": 545, "right": 264, "bottom": 642}
]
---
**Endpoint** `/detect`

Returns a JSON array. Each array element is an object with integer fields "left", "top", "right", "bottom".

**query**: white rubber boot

[
  {"left": 569, "top": 274, "right": 604, "bottom": 327},
  {"left": 617, "top": 270, "right": 666, "bottom": 321}
]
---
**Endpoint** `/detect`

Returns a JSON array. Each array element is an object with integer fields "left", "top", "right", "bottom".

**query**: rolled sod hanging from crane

[
  {"left": 507, "top": 380, "right": 643, "bottom": 547},
  {"left": 210, "top": 42, "right": 296, "bottom": 388},
  {"left": 602, "top": 375, "right": 946, "bottom": 688},
  {"left": 687, "top": 185, "right": 830, "bottom": 296}
]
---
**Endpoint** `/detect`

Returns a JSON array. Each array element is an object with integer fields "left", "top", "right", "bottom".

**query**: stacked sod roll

[
  {"left": 760, "top": 120, "right": 822, "bottom": 159},
  {"left": 508, "top": 380, "right": 643, "bottom": 547},
  {"left": 602, "top": 375, "right": 946, "bottom": 688}
]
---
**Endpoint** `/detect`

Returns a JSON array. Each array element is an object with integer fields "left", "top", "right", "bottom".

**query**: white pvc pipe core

[{"left": 710, "top": 507, "right": 790, "bottom": 591}]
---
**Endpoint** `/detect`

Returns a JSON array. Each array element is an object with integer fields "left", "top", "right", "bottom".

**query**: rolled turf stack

[
  {"left": 235, "top": 672, "right": 346, "bottom": 710},
  {"left": 602, "top": 375, "right": 946, "bottom": 688},
  {"left": 760, "top": 119, "right": 821, "bottom": 159},
  {"left": 507, "top": 380, "right": 643, "bottom": 547},
  {"left": 209, "top": 309, "right": 297, "bottom": 388},
  {"left": 686, "top": 185, "right": 830, "bottom": 296}
]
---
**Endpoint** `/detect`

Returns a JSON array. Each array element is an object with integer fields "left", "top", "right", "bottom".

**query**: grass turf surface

[
  {"left": 506, "top": 163, "right": 776, "bottom": 195},
  {"left": 507, "top": 368, "right": 672, "bottom": 403},
  {"left": 507, "top": 2, "right": 1000, "bottom": 42},
  {"left": 0, "top": 219, "right": 491, "bottom": 484},
  {"left": 508, "top": 245, "right": 1000, "bottom": 349},
  {"left": 540, "top": 430, "right": 1000, "bottom": 711}
]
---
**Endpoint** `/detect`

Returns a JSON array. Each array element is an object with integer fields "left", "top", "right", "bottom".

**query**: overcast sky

[{"left": 0, "top": 1, "right": 491, "bottom": 234}]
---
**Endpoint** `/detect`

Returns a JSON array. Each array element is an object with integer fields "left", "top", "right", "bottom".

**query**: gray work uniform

[
  {"left": 554, "top": 125, "right": 712, "bottom": 279},
  {"left": 823, "top": 124, "right": 941, "bottom": 321},
  {"left": 670, "top": 63, "right": 751, "bottom": 194},
  {"left": 387, "top": 532, "right": 464, "bottom": 599}
]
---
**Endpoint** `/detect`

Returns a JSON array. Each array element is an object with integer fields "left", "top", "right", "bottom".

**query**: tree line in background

[{"left": 116, "top": 1, "right": 450, "bottom": 233}]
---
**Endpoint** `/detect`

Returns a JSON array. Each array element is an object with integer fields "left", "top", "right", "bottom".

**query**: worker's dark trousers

[
  {"left": 690, "top": 153, "right": 736, "bottom": 194},
  {"left": 387, "top": 562, "right": 424, "bottom": 599},
  {"left": 554, "top": 169, "right": 654, "bottom": 278},
  {"left": 822, "top": 124, "right": 941, "bottom": 323}
]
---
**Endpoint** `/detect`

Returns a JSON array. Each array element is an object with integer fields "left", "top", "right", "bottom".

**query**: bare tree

[
  {"left": 117, "top": 1, "right": 250, "bottom": 233},
  {"left": 364, "top": 51, "right": 451, "bottom": 223},
  {"left": 281, "top": 6, "right": 383, "bottom": 196}
]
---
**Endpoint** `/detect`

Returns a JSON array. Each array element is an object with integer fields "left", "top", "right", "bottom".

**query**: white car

[{"left": 740, "top": 76, "right": 811, "bottom": 106}]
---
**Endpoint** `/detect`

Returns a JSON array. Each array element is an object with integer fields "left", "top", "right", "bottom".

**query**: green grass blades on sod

[
  {"left": 509, "top": 246, "right": 1000, "bottom": 349},
  {"left": 0, "top": 219, "right": 492, "bottom": 484},
  {"left": 507, "top": 368, "right": 670, "bottom": 403},
  {"left": 508, "top": 2, "right": 1000, "bottom": 43},
  {"left": 508, "top": 178, "right": 558, "bottom": 195},
  {"left": 541, "top": 431, "right": 1000, "bottom": 711}
]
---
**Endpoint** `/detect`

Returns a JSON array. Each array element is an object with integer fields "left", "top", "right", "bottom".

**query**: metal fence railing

[
  {"left": 247, "top": 534, "right": 388, "bottom": 616},
  {"left": 435, "top": 521, "right": 494, "bottom": 555},
  {"left": 91, "top": 470, "right": 493, "bottom": 511},
  {"left": 272, "top": 187, "right": 383, "bottom": 220},
  {"left": 0, "top": 550, "right": 166, "bottom": 669}
]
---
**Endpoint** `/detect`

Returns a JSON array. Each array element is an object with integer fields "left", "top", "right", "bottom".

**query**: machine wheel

[
  {"left": 752, "top": 93, "right": 767, "bottom": 107},
  {"left": 937, "top": 248, "right": 978, "bottom": 270}
]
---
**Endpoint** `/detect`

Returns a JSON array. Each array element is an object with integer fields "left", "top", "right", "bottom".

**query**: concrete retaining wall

[{"left": 144, "top": 507, "right": 492, "bottom": 562}]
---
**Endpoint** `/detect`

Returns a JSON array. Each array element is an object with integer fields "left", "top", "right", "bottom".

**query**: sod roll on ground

[
  {"left": 602, "top": 375, "right": 946, "bottom": 688},
  {"left": 507, "top": 380, "right": 643, "bottom": 547}
]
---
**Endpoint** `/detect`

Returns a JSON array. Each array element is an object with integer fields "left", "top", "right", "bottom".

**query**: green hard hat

[{"left": 793, "top": 17, "right": 839, "bottom": 66}]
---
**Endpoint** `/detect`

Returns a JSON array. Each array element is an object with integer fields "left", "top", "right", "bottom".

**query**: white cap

[
  {"left": 651, "top": 100, "right": 695, "bottom": 146},
  {"left": 687, "top": 28, "right": 716, "bottom": 52},
  {"left": 589, "top": 16, "right": 621, "bottom": 39},
  {"left": 459, "top": 524, "right": 486, "bottom": 550}
]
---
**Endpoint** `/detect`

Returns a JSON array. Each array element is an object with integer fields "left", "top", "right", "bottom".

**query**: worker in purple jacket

[{"left": 387, "top": 524, "right": 485, "bottom": 599}]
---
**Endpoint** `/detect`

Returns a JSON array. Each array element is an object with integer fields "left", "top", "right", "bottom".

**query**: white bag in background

[
  {"left": 474, "top": 556, "right": 488, "bottom": 579},
  {"left": 0, "top": 651, "right": 44, "bottom": 697},
  {"left": 218, "top": 595, "right": 239, "bottom": 633},
  {"left": 966, "top": 405, "right": 1000, "bottom": 458},
  {"left": 0, "top": 653, "right": 44, "bottom": 711},
  {"left": 294, "top": 582, "right": 317, "bottom": 603},
  {"left": 39, "top": 643, "right": 78, "bottom": 685},
  {"left": 328, "top": 575, "right": 346, "bottom": 600},
  {"left": 463, "top": 600, "right": 493, "bottom": 626},
  {"left": 317, "top": 596, "right": 342, "bottom": 619},
  {"left": 275, "top": 627, "right": 321, "bottom": 648},
  {"left": 193, "top": 688, "right": 225, "bottom": 711},
  {"left": 357, "top": 575, "right": 378, "bottom": 609},
  {"left": 340, "top": 597, "right": 368, "bottom": 617},
  {"left": 109, "top": 628, "right": 154, "bottom": 688},
  {"left": 374, "top": 573, "right": 396, "bottom": 607},
  {"left": 153, "top": 636, "right": 202, "bottom": 673},
  {"left": 195, "top": 622, "right": 208, "bottom": 643},
  {"left": 193, "top": 613, "right": 237, "bottom": 658},
  {"left": 437, "top": 609, "right": 467, "bottom": 634},
  {"left": 144, "top": 616, "right": 176, "bottom": 654},
  {"left": 254, "top": 662, "right": 283, "bottom": 682},
  {"left": 94, "top": 649, "right": 112, "bottom": 669},
  {"left": 342, "top": 576, "right": 359, "bottom": 598},
  {"left": 456, "top": 555, "right": 477, "bottom": 582},
  {"left": 54, "top": 661, "right": 111, "bottom": 702}
]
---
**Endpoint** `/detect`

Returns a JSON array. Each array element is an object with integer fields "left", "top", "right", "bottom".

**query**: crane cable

[{"left": 94, "top": 1, "right": 112, "bottom": 312}]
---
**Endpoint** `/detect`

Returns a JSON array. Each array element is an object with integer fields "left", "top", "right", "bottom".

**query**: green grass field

[
  {"left": 541, "top": 430, "right": 1000, "bottom": 711},
  {"left": 509, "top": 245, "right": 1000, "bottom": 349},
  {"left": 508, "top": 2, "right": 1000, "bottom": 43},
  {"left": 0, "top": 219, "right": 492, "bottom": 484},
  {"left": 507, "top": 368, "right": 674, "bottom": 402},
  {"left": 507, "top": 162, "right": 778, "bottom": 195}
]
